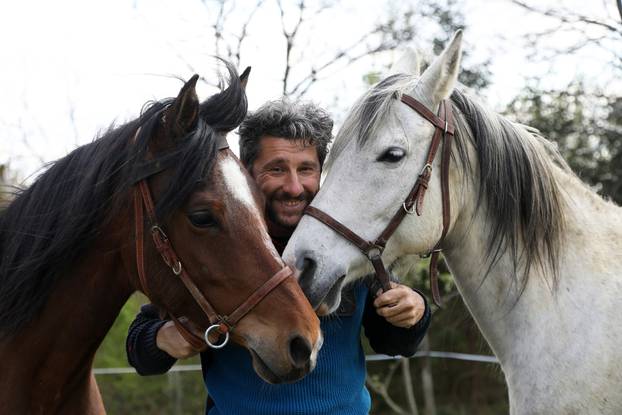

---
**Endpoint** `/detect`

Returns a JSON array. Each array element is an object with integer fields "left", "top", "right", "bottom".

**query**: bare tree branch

[
  {"left": 287, "top": 16, "right": 418, "bottom": 98},
  {"left": 277, "top": 0, "right": 306, "bottom": 96},
  {"left": 510, "top": 0, "right": 621, "bottom": 34},
  {"left": 508, "top": 0, "right": 622, "bottom": 79},
  {"left": 366, "top": 360, "right": 407, "bottom": 414},
  {"left": 211, "top": 0, "right": 228, "bottom": 58},
  {"left": 231, "top": 0, "right": 265, "bottom": 66}
]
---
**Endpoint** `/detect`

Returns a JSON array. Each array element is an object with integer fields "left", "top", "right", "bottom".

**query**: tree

[
  {"left": 506, "top": 82, "right": 622, "bottom": 203},
  {"left": 509, "top": 0, "right": 622, "bottom": 76},
  {"left": 186, "top": 0, "right": 491, "bottom": 100}
]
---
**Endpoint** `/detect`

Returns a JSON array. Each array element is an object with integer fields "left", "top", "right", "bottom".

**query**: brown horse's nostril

[{"left": 288, "top": 335, "right": 312, "bottom": 369}]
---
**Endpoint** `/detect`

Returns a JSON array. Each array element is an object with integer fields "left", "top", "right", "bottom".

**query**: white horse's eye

[{"left": 377, "top": 147, "right": 406, "bottom": 163}]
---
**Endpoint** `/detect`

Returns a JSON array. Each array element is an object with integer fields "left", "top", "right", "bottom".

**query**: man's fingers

[
  {"left": 374, "top": 284, "right": 407, "bottom": 308},
  {"left": 376, "top": 302, "right": 409, "bottom": 318}
]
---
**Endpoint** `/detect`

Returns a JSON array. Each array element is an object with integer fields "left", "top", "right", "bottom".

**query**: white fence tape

[{"left": 93, "top": 351, "right": 498, "bottom": 375}]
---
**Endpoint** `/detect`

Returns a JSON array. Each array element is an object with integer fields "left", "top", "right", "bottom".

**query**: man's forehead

[{"left": 257, "top": 135, "right": 319, "bottom": 160}]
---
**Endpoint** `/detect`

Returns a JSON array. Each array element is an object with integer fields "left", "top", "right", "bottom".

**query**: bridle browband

[
  {"left": 133, "top": 129, "right": 293, "bottom": 349},
  {"left": 305, "top": 94, "right": 454, "bottom": 307}
]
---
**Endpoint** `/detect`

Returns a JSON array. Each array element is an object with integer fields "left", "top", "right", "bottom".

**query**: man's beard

[{"left": 266, "top": 190, "right": 315, "bottom": 229}]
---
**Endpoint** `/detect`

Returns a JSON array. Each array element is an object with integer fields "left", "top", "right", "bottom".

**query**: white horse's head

[{"left": 284, "top": 32, "right": 465, "bottom": 312}]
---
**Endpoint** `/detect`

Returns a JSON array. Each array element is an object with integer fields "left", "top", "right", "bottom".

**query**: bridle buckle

[{"left": 366, "top": 246, "right": 383, "bottom": 261}]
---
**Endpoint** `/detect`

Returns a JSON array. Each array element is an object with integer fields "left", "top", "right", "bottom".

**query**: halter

[
  {"left": 305, "top": 94, "right": 454, "bottom": 307},
  {"left": 133, "top": 130, "right": 293, "bottom": 349}
]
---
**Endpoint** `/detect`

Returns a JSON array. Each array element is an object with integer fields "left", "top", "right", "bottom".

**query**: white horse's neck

[{"left": 443, "top": 165, "right": 622, "bottom": 413}]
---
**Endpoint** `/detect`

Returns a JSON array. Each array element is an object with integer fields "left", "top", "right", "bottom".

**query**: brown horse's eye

[
  {"left": 377, "top": 147, "right": 406, "bottom": 163},
  {"left": 188, "top": 211, "right": 218, "bottom": 228}
]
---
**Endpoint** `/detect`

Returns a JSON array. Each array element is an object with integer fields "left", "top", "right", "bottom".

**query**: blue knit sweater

[
  {"left": 203, "top": 283, "right": 371, "bottom": 415},
  {"left": 127, "top": 283, "right": 431, "bottom": 414}
]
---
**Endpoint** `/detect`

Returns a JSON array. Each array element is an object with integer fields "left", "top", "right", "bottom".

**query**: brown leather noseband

[
  {"left": 133, "top": 132, "right": 293, "bottom": 349},
  {"left": 305, "top": 94, "right": 454, "bottom": 307}
]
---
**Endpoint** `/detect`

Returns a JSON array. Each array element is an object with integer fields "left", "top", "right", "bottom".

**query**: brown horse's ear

[
  {"left": 240, "top": 66, "right": 251, "bottom": 90},
  {"left": 163, "top": 74, "right": 200, "bottom": 139}
]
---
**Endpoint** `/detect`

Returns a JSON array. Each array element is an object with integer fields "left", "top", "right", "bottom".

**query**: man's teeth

[{"left": 283, "top": 200, "right": 302, "bottom": 206}]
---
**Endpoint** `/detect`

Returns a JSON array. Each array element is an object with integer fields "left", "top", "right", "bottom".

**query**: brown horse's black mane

[{"left": 0, "top": 62, "right": 247, "bottom": 336}]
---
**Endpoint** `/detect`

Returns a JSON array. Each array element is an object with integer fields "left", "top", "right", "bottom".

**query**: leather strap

[
  {"left": 305, "top": 206, "right": 392, "bottom": 291},
  {"left": 132, "top": 132, "right": 230, "bottom": 184},
  {"left": 400, "top": 95, "right": 455, "bottom": 135},
  {"left": 305, "top": 206, "right": 375, "bottom": 254},
  {"left": 226, "top": 266, "right": 293, "bottom": 325}
]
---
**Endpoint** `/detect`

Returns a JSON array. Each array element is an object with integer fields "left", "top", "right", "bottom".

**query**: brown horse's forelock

[
  {"left": 0, "top": 62, "right": 247, "bottom": 336},
  {"left": 329, "top": 75, "right": 565, "bottom": 296}
]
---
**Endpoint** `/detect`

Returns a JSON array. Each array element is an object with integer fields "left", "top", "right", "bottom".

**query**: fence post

[
  {"left": 420, "top": 336, "right": 437, "bottom": 415},
  {"left": 401, "top": 357, "right": 419, "bottom": 415}
]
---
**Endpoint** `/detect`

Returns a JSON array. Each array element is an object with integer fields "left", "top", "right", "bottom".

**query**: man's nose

[{"left": 282, "top": 173, "right": 304, "bottom": 196}]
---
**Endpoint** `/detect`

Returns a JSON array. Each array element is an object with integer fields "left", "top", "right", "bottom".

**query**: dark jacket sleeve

[
  {"left": 126, "top": 303, "right": 177, "bottom": 375},
  {"left": 362, "top": 287, "right": 431, "bottom": 357}
]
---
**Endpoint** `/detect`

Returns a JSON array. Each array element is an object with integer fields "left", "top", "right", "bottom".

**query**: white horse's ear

[
  {"left": 417, "top": 30, "right": 463, "bottom": 106},
  {"left": 388, "top": 47, "right": 421, "bottom": 76}
]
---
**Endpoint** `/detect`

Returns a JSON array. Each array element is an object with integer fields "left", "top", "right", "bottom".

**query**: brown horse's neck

[{"left": 0, "top": 232, "right": 134, "bottom": 415}]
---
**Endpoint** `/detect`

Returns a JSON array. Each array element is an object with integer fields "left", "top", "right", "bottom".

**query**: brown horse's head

[{"left": 128, "top": 66, "right": 321, "bottom": 383}]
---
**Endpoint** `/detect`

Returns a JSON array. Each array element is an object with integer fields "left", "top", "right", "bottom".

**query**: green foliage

[
  {"left": 505, "top": 82, "right": 622, "bottom": 204},
  {"left": 94, "top": 294, "right": 204, "bottom": 414}
]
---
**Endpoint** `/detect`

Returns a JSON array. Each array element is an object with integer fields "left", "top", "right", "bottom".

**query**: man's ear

[{"left": 162, "top": 74, "right": 200, "bottom": 140}]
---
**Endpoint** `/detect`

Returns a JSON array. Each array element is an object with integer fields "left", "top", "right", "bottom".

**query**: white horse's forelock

[{"left": 326, "top": 74, "right": 420, "bottom": 172}]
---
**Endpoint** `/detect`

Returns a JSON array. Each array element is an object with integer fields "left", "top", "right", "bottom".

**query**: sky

[{"left": 0, "top": 0, "right": 619, "bottom": 180}]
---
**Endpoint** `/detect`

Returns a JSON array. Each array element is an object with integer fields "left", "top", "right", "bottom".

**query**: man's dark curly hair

[{"left": 238, "top": 98, "right": 333, "bottom": 169}]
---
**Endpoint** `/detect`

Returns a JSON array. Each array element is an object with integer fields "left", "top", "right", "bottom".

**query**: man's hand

[
  {"left": 373, "top": 282, "right": 426, "bottom": 328},
  {"left": 156, "top": 321, "right": 199, "bottom": 359}
]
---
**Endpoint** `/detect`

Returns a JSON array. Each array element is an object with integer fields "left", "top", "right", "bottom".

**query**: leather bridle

[
  {"left": 133, "top": 130, "right": 293, "bottom": 349},
  {"left": 305, "top": 94, "right": 454, "bottom": 307}
]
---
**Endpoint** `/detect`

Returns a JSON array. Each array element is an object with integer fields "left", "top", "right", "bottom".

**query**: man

[{"left": 126, "top": 99, "right": 431, "bottom": 414}]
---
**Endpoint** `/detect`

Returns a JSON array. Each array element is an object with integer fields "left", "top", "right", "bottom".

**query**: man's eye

[
  {"left": 299, "top": 167, "right": 316, "bottom": 174},
  {"left": 377, "top": 147, "right": 406, "bottom": 163},
  {"left": 187, "top": 211, "right": 218, "bottom": 228},
  {"left": 269, "top": 167, "right": 284, "bottom": 173}
]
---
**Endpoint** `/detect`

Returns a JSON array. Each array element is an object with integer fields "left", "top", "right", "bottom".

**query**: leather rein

[
  {"left": 305, "top": 94, "right": 454, "bottom": 307},
  {"left": 133, "top": 130, "right": 293, "bottom": 349}
]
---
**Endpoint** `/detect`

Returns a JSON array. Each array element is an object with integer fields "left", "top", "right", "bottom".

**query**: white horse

[{"left": 284, "top": 30, "right": 622, "bottom": 414}]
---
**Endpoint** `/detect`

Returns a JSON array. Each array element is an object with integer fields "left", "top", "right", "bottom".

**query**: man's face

[{"left": 250, "top": 136, "right": 321, "bottom": 229}]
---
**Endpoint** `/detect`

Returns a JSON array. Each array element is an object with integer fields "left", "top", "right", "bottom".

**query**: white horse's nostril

[{"left": 297, "top": 256, "right": 318, "bottom": 303}]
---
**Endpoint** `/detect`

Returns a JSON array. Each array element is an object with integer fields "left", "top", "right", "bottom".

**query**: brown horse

[{"left": 0, "top": 63, "right": 321, "bottom": 414}]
